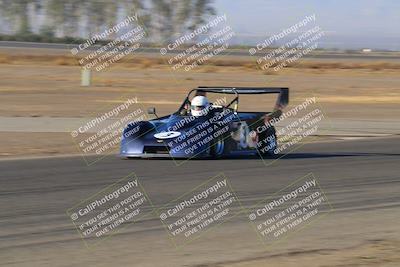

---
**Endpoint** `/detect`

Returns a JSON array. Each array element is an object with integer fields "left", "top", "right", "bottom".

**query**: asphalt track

[{"left": 1, "top": 136, "right": 399, "bottom": 266}]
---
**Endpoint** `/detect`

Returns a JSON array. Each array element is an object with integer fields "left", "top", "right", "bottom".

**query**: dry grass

[
  {"left": 54, "top": 57, "right": 79, "bottom": 66},
  {"left": 201, "top": 65, "right": 218, "bottom": 73},
  {"left": 139, "top": 58, "right": 154, "bottom": 68},
  {"left": 263, "top": 69, "right": 278, "bottom": 75},
  {"left": 296, "top": 61, "right": 400, "bottom": 70},
  {"left": 1, "top": 53, "right": 400, "bottom": 71},
  {"left": 0, "top": 54, "right": 12, "bottom": 64}
]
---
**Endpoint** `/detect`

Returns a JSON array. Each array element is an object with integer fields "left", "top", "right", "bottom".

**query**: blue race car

[{"left": 120, "top": 86, "right": 289, "bottom": 159}]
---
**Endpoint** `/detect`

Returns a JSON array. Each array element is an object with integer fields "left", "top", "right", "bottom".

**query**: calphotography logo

[
  {"left": 161, "top": 14, "right": 236, "bottom": 72},
  {"left": 67, "top": 173, "right": 154, "bottom": 247},
  {"left": 249, "top": 14, "right": 325, "bottom": 73},
  {"left": 253, "top": 96, "right": 332, "bottom": 166},
  {"left": 247, "top": 173, "right": 333, "bottom": 246},
  {"left": 70, "top": 14, "right": 146, "bottom": 72},
  {"left": 156, "top": 173, "right": 242, "bottom": 248},
  {"left": 70, "top": 96, "right": 151, "bottom": 165},
  {"left": 155, "top": 95, "right": 242, "bottom": 166}
]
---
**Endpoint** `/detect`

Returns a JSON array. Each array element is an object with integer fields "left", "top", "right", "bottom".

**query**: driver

[{"left": 190, "top": 96, "right": 211, "bottom": 117}]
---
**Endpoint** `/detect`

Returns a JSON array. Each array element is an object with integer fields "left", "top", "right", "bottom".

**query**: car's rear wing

[{"left": 195, "top": 86, "right": 289, "bottom": 110}]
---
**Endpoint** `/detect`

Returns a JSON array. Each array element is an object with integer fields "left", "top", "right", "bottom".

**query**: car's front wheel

[
  {"left": 258, "top": 126, "right": 278, "bottom": 158},
  {"left": 210, "top": 137, "right": 225, "bottom": 158}
]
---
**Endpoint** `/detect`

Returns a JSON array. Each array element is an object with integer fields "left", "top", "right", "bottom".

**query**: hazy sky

[{"left": 214, "top": 0, "right": 400, "bottom": 50}]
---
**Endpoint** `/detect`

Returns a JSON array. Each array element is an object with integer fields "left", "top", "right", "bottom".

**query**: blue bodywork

[
  {"left": 120, "top": 111, "right": 263, "bottom": 158},
  {"left": 120, "top": 86, "right": 288, "bottom": 158}
]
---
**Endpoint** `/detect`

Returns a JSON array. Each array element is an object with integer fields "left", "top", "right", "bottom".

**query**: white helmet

[{"left": 191, "top": 96, "right": 210, "bottom": 117}]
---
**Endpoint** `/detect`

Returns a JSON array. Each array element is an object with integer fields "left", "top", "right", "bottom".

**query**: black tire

[{"left": 210, "top": 136, "right": 226, "bottom": 159}]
